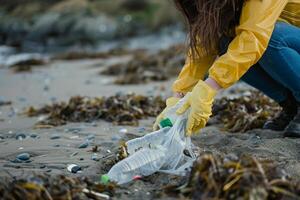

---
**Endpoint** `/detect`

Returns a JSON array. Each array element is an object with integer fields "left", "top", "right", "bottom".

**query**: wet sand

[{"left": 1, "top": 57, "right": 300, "bottom": 199}]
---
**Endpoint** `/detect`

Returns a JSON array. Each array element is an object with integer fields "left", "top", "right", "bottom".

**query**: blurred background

[{"left": 0, "top": 0, "right": 185, "bottom": 53}]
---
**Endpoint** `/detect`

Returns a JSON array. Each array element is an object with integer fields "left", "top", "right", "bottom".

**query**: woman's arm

[
  {"left": 172, "top": 50, "right": 216, "bottom": 94},
  {"left": 208, "top": 0, "right": 288, "bottom": 89}
]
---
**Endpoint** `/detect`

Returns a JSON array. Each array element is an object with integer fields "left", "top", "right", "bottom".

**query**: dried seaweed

[
  {"left": 212, "top": 91, "right": 281, "bottom": 132},
  {"left": 24, "top": 94, "right": 165, "bottom": 128},
  {"left": 0, "top": 174, "right": 116, "bottom": 200},
  {"left": 101, "top": 44, "right": 185, "bottom": 84},
  {"left": 164, "top": 154, "right": 300, "bottom": 200}
]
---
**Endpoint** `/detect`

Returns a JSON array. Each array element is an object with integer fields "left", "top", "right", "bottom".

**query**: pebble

[
  {"left": 11, "top": 158, "right": 22, "bottom": 163},
  {"left": 16, "top": 153, "right": 30, "bottom": 161},
  {"left": 78, "top": 142, "right": 89, "bottom": 149},
  {"left": 67, "top": 164, "right": 82, "bottom": 173},
  {"left": 30, "top": 134, "right": 38, "bottom": 138},
  {"left": 15, "top": 133, "right": 26, "bottom": 140},
  {"left": 40, "top": 165, "right": 46, "bottom": 169},
  {"left": 79, "top": 158, "right": 84, "bottom": 161},
  {"left": 46, "top": 169, "right": 52, "bottom": 173},
  {"left": 53, "top": 144, "right": 60, "bottom": 147},
  {"left": 50, "top": 134, "right": 60, "bottom": 140},
  {"left": 119, "top": 128, "right": 128, "bottom": 134},
  {"left": 106, "top": 149, "right": 111, "bottom": 153}
]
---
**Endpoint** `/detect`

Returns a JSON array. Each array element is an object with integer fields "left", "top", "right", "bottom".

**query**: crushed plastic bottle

[{"left": 106, "top": 95, "right": 197, "bottom": 184}]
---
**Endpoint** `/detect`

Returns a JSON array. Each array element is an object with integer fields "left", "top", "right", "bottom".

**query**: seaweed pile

[
  {"left": 101, "top": 44, "right": 185, "bottom": 84},
  {"left": 0, "top": 174, "right": 116, "bottom": 200},
  {"left": 164, "top": 154, "right": 300, "bottom": 200},
  {"left": 212, "top": 91, "right": 281, "bottom": 132},
  {"left": 25, "top": 94, "right": 165, "bottom": 128}
]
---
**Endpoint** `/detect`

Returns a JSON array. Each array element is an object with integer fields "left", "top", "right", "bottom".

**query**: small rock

[
  {"left": 50, "top": 134, "right": 60, "bottom": 140},
  {"left": 30, "top": 134, "right": 38, "bottom": 138},
  {"left": 106, "top": 149, "right": 111, "bottom": 153},
  {"left": 79, "top": 158, "right": 84, "bottom": 161},
  {"left": 53, "top": 144, "right": 60, "bottom": 147},
  {"left": 11, "top": 158, "right": 22, "bottom": 163},
  {"left": 40, "top": 165, "right": 46, "bottom": 169},
  {"left": 46, "top": 169, "right": 52, "bottom": 173},
  {"left": 15, "top": 133, "right": 26, "bottom": 140},
  {"left": 78, "top": 142, "right": 89, "bottom": 149},
  {"left": 16, "top": 153, "right": 30, "bottom": 161}
]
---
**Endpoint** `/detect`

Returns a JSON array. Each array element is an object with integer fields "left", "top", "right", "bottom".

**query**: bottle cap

[
  {"left": 159, "top": 118, "right": 173, "bottom": 128},
  {"left": 100, "top": 174, "right": 110, "bottom": 184}
]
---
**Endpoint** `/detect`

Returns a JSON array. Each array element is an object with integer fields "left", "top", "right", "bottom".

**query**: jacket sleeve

[
  {"left": 209, "top": 0, "right": 288, "bottom": 89},
  {"left": 172, "top": 52, "right": 216, "bottom": 93}
]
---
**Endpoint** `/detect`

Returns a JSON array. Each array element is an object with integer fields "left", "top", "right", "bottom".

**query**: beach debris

[
  {"left": 212, "top": 91, "right": 280, "bottom": 132},
  {"left": 0, "top": 174, "right": 116, "bottom": 200},
  {"left": 101, "top": 44, "right": 185, "bottom": 84},
  {"left": 67, "top": 164, "right": 82, "bottom": 174},
  {"left": 78, "top": 141, "right": 89, "bottom": 149},
  {"left": 16, "top": 153, "right": 30, "bottom": 161},
  {"left": 164, "top": 154, "right": 300, "bottom": 200},
  {"left": 24, "top": 94, "right": 165, "bottom": 127}
]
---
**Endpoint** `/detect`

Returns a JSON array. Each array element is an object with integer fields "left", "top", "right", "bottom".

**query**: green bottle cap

[
  {"left": 159, "top": 118, "right": 173, "bottom": 128},
  {"left": 100, "top": 174, "right": 110, "bottom": 184}
]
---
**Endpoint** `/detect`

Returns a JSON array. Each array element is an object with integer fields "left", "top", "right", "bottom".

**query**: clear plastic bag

[{"left": 107, "top": 95, "right": 197, "bottom": 184}]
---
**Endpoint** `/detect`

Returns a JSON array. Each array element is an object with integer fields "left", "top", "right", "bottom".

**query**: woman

[{"left": 154, "top": 0, "right": 300, "bottom": 137}]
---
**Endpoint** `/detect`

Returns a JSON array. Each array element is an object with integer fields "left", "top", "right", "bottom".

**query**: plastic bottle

[
  {"left": 126, "top": 127, "right": 170, "bottom": 155},
  {"left": 107, "top": 148, "right": 166, "bottom": 184}
]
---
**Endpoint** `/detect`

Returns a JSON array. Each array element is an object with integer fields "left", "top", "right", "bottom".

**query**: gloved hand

[
  {"left": 153, "top": 97, "right": 180, "bottom": 131},
  {"left": 176, "top": 80, "right": 217, "bottom": 136}
]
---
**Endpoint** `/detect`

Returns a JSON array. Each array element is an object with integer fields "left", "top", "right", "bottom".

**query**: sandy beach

[{"left": 1, "top": 54, "right": 300, "bottom": 199}]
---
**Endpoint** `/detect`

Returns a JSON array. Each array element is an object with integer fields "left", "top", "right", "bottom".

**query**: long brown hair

[{"left": 174, "top": 0, "right": 245, "bottom": 57}]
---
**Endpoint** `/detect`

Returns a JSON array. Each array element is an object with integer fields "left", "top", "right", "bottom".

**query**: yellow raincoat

[{"left": 173, "top": 0, "right": 300, "bottom": 93}]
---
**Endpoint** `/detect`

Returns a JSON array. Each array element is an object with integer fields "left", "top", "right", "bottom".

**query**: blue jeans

[{"left": 219, "top": 22, "right": 300, "bottom": 103}]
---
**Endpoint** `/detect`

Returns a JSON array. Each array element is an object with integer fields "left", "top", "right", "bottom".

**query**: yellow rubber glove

[
  {"left": 153, "top": 97, "right": 180, "bottom": 131},
  {"left": 176, "top": 80, "right": 217, "bottom": 136}
]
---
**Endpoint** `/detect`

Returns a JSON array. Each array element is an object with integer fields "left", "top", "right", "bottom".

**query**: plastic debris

[
  {"left": 67, "top": 164, "right": 82, "bottom": 173},
  {"left": 107, "top": 96, "right": 196, "bottom": 184}
]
